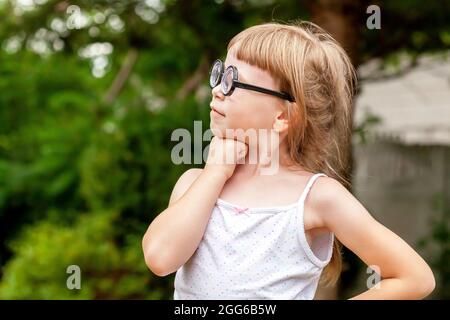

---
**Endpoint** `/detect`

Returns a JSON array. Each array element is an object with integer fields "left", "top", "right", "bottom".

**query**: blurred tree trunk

[
  {"left": 305, "top": 0, "right": 368, "bottom": 300},
  {"left": 307, "top": 0, "right": 366, "bottom": 65}
]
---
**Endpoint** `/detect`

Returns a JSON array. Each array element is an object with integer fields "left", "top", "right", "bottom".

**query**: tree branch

[
  {"left": 103, "top": 47, "right": 139, "bottom": 105},
  {"left": 175, "top": 53, "right": 210, "bottom": 101}
]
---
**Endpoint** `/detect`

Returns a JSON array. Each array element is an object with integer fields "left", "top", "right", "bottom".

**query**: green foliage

[
  {"left": 353, "top": 112, "right": 382, "bottom": 145},
  {"left": 0, "top": 47, "right": 207, "bottom": 300},
  {"left": 0, "top": 211, "right": 161, "bottom": 299},
  {"left": 0, "top": 51, "right": 99, "bottom": 265},
  {"left": 418, "top": 193, "right": 450, "bottom": 299}
]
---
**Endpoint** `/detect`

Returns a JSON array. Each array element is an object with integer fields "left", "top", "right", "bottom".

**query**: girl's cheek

[
  {"left": 228, "top": 116, "right": 257, "bottom": 134},
  {"left": 227, "top": 98, "right": 251, "bottom": 117},
  {"left": 226, "top": 98, "right": 265, "bottom": 131}
]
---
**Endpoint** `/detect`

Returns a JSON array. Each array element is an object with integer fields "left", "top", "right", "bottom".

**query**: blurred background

[{"left": 0, "top": 0, "right": 449, "bottom": 299}]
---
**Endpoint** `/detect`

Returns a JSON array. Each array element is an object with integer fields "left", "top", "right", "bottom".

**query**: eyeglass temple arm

[{"left": 234, "top": 81, "right": 295, "bottom": 102}]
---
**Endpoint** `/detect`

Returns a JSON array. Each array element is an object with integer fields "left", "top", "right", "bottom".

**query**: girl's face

[{"left": 209, "top": 47, "right": 288, "bottom": 142}]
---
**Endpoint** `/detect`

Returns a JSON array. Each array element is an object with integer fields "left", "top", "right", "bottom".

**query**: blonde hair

[{"left": 227, "top": 20, "right": 357, "bottom": 286}]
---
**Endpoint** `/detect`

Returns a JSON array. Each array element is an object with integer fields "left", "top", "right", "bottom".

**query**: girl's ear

[{"left": 273, "top": 108, "right": 290, "bottom": 134}]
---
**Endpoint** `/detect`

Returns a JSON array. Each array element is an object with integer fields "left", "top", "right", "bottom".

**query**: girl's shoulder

[
  {"left": 306, "top": 174, "right": 348, "bottom": 207},
  {"left": 283, "top": 173, "right": 345, "bottom": 232},
  {"left": 307, "top": 174, "right": 361, "bottom": 228}
]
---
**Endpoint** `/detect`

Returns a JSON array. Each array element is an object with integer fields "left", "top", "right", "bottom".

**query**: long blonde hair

[{"left": 227, "top": 20, "right": 357, "bottom": 286}]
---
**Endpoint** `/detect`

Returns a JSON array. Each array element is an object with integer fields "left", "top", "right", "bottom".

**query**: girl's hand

[{"left": 205, "top": 136, "right": 248, "bottom": 180}]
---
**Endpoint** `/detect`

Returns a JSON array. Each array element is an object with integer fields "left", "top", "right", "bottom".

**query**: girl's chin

[
  {"left": 209, "top": 130, "right": 249, "bottom": 144},
  {"left": 209, "top": 122, "right": 254, "bottom": 142},
  {"left": 209, "top": 125, "right": 225, "bottom": 138}
]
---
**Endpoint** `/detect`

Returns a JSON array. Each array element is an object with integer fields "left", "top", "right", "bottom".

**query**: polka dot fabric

[{"left": 173, "top": 173, "right": 334, "bottom": 300}]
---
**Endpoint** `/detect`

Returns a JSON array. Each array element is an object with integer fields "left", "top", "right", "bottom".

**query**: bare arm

[
  {"left": 313, "top": 177, "right": 436, "bottom": 299},
  {"left": 142, "top": 168, "right": 228, "bottom": 276},
  {"left": 142, "top": 137, "right": 247, "bottom": 276}
]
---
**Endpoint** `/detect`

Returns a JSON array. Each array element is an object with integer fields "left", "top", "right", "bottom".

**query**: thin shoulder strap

[{"left": 297, "top": 173, "right": 327, "bottom": 205}]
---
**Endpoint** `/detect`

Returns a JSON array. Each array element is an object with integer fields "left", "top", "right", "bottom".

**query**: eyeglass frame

[{"left": 209, "top": 59, "right": 295, "bottom": 102}]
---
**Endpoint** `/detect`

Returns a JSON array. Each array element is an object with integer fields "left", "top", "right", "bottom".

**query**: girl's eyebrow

[
  {"left": 236, "top": 69, "right": 249, "bottom": 82},
  {"left": 238, "top": 72, "right": 248, "bottom": 82}
]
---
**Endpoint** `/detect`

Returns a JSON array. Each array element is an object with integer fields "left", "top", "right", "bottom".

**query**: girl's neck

[{"left": 234, "top": 140, "right": 303, "bottom": 178}]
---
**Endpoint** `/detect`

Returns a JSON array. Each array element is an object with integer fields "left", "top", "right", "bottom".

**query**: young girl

[{"left": 142, "top": 21, "right": 435, "bottom": 300}]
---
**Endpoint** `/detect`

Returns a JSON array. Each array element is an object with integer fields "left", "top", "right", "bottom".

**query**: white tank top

[{"left": 173, "top": 173, "right": 334, "bottom": 300}]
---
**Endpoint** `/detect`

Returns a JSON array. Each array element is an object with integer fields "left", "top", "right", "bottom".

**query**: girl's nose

[{"left": 211, "top": 85, "right": 225, "bottom": 100}]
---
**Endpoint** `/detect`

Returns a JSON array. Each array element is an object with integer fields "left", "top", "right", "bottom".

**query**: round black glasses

[{"left": 209, "top": 59, "right": 295, "bottom": 102}]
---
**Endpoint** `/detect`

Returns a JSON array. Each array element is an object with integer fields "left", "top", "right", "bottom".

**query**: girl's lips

[{"left": 210, "top": 106, "right": 225, "bottom": 117}]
